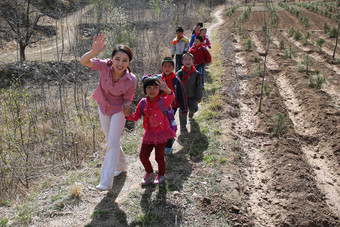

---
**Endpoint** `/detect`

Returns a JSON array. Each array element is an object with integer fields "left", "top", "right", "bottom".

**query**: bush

[
  {"left": 328, "top": 26, "right": 338, "bottom": 38},
  {"left": 309, "top": 73, "right": 326, "bottom": 89},
  {"left": 243, "top": 38, "right": 252, "bottom": 51},
  {"left": 264, "top": 83, "right": 273, "bottom": 96},
  {"left": 324, "top": 22, "right": 330, "bottom": 33},
  {"left": 284, "top": 45, "right": 296, "bottom": 59},
  {"left": 316, "top": 38, "right": 325, "bottom": 51},
  {"left": 298, "top": 54, "right": 313, "bottom": 75},
  {"left": 236, "top": 24, "right": 242, "bottom": 35},
  {"left": 288, "top": 27, "right": 295, "bottom": 37},
  {"left": 251, "top": 55, "right": 260, "bottom": 63},
  {"left": 279, "top": 40, "right": 285, "bottom": 50},
  {"left": 294, "top": 30, "right": 302, "bottom": 40},
  {"left": 270, "top": 113, "right": 290, "bottom": 136},
  {"left": 252, "top": 66, "right": 264, "bottom": 77}
]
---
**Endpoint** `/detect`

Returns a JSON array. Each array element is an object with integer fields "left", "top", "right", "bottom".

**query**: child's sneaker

[
  {"left": 165, "top": 147, "right": 173, "bottom": 155},
  {"left": 154, "top": 175, "right": 165, "bottom": 184},
  {"left": 141, "top": 172, "right": 154, "bottom": 185}
]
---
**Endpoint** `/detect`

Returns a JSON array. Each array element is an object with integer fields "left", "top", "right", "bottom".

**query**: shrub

[
  {"left": 236, "top": 24, "right": 243, "bottom": 35},
  {"left": 243, "top": 38, "right": 252, "bottom": 51},
  {"left": 294, "top": 30, "right": 302, "bottom": 40},
  {"left": 284, "top": 45, "right": 296, "bottom": 59},
  {"left": 298, "top": 54, "right": 313, "bottom": 75},
  {"left": 334, "top": 58, "right": 340, "bottom": 65},
  {"left": 279, "top": 40, "right": 285, "bottom": 50},
  {"left": 1, "top": 218, "right": 9, "bottom": 227},
  {"left": 251, "top": 55, "right": 260, "bottom": 63},
  {"left": 328, "top": 26, "right": 338, "bottom": 38},
  {"left": 309, "top": 72, "right": 326, "bottom": 89},
  {"left": 264, "top": 83, "right": 273, "bottom": 96},
  {"left": 288, "top": 27, "right": 295, "bottom": 37},
  {"left": 324, "top": 22, "right": 330, "bottom": 33},
  {"left": 309, "top": 75, "right": 326, "bottom": 89},
  {"left": 270, "top": 113, "right": 290, "bottom": 136},
  {"left": 316, "top": 38, "right": 325, "bottom": 51},
  {"left": 252, "top": 66, "right": 264, "bottom": 77}
]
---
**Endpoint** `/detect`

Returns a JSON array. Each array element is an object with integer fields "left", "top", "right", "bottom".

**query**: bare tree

[
  {"left": 333, "top": 17, "right": 340, "bottom": 60},
  {"left": 0, "top": 0, "right": 41, "bottom": 63}
]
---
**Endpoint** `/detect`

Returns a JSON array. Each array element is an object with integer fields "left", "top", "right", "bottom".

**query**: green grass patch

[{"left": 91, "top": 209, "right": 110, "bottom": 220}]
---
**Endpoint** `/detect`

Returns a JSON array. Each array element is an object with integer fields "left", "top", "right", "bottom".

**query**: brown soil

[{"left": 218, "top": 3, "right": 340, "bottom": 226}]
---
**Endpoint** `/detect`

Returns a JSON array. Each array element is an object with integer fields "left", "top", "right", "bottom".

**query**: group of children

[{"left": 123, "top": 22, "right": 212, "bottom": 185}]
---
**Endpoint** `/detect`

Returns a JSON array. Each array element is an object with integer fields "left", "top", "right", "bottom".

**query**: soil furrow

[{"left": 275, "top": 69, "right": 340, "bottom": 219}]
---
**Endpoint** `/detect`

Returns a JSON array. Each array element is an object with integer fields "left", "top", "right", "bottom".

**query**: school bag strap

[
  {"left": 157, "top": 97, "right": 168, "bottom": 115},
  {"left": 139, "top": 97, "right": 170, "bottom": 116},
  {"left": 139, "top": 97, "right": 177, "bottom": 133}
]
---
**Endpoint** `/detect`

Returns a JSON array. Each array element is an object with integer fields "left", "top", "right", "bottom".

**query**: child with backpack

[
  {"left": 171, "top": 26, "right": 190, "bottom": 72},
  {"left": 123, "top": 76, "right": 175, "bottom": 185},
  {"left": 189, "top": 36, "right": 212, "bottom": 88},
  {"left": 176, "top": 52, "right": 202, "bottom": 133},
  {"left": 200, "top": 28, "right": 211, "bottom": 49},
  {"left": 159, "top": 57, "right": 187, "bottom": 154}
]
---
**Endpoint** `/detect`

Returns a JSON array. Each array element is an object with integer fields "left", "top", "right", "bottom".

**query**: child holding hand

[{"left": 123, "top": 76, "right": 175, "bottom": 185}]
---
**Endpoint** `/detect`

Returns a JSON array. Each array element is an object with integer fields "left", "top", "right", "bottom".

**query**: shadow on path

[{"left": 85, "top": 173, "right": 128, "bottom": 227}]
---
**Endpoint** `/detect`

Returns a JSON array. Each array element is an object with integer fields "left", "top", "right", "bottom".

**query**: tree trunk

[
  {"left": 332, "top": 18, "right": 340, "bottom": 59},
  {"left": 19, "top": 41, "right": 26, "bottom": 63}
]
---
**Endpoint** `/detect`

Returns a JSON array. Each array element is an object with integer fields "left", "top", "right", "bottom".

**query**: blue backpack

[{"left": 140, "top": 97, "right": 177, "bottom": 133}]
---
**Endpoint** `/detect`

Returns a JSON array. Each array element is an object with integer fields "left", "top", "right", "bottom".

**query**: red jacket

[{"left": 189, "top": 44, "right": 211, "bottom": 65}]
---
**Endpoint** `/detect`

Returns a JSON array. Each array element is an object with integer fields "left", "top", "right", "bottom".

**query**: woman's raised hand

[{"left": 92, "top": 34, "right": 106, "bottom": 54}]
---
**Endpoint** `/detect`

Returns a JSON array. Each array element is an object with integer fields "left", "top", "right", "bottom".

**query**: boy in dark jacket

[
  {"left": 189, "top": 36, "right": 211, "bottom": 88},
  {"left": 176, "top": 52, "right": 202, "bottom": 133},
  {"left": 160, "top": 57, "right": 187, "bottom": 154}
]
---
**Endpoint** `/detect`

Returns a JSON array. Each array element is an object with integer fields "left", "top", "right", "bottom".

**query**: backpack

[{"left": 140, "top": 97, "right": 177, "bottom": 133}]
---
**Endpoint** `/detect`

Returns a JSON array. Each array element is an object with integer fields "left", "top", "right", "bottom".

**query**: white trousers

[{"left": 98, "top": 109, "right": 127, "bottom": 187}]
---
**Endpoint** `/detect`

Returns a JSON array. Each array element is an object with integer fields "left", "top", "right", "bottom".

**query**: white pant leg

[{"left": 98, "top": 109, "right": 126, "bottom": 187}]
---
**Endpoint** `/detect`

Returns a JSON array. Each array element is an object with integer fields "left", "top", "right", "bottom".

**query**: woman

[{"left": 80, "top": 34, "right": 137, "bottom": 191}]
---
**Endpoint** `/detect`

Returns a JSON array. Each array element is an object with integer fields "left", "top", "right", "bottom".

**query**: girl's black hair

[{"left": 143, "top": 75, "right": 163, "bottom": 95}]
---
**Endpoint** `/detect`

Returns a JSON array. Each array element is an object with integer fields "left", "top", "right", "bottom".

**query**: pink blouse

[
  {"left": 127, "top": 92, "right": 176, "bottom": 145},
  {"left": 91, "top": 58, "right": 137, "bottom": 116}
]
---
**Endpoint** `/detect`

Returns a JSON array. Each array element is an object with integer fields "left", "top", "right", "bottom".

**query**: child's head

[
  {"left": 161, "top": 57, "right": 174, "bottom": 75},
  {"left": 143, "top": 76, "right": 162, "bottom": 98},
  {"left": 182, "top": 52, "right": 194, "bottom": 68},
  {"left": 200, "top": 28, "right": 207, "bottom": 36},
  {"left": 194, "top": 25, "right": 201, "bottom": 34},
  {"left": 196, "top": 21, "right": 203, "bottom": 27},
  {"left": 194, "top": 36, "right": 203, "bottom": 46},
  {"left": 176, "top": 26, "right": 184, "bottom": 37}
]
